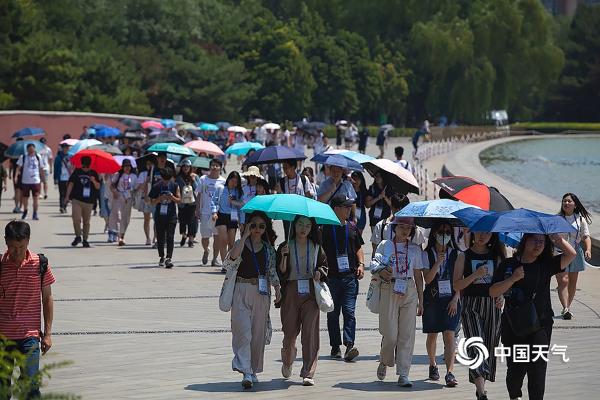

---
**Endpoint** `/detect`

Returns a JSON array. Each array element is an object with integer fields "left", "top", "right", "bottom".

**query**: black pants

[
  {"left": 501, "top": 318, "right": 553, "bottom": 400},
  {"left": 58, "top": 181, "right": 68, "bottom": 209},
  {"left": 155, "top": 218, "right": 177, "bottom": 259},
  {"left": 178, "top": 204, "right": 198, "bottom": 237}
]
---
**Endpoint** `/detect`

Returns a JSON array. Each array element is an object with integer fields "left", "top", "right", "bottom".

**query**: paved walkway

[{"left": 2, "top": 137, "right": 599, "bottom": 399}]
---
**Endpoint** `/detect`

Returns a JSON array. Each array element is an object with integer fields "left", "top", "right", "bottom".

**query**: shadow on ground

[{"left": 185, "top": 378, "right": 295, "bottom": 393}]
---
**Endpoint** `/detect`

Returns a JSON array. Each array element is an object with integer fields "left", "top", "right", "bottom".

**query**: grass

[
  {"left": 511, "top": 122, "right": 600, "bottom": 132},
  {"left": 322, "top": 125, "right": 415, "bottom": 139}
]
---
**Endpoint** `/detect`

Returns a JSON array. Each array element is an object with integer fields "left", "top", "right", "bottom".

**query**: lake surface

[{"left": 480, "top": 136, "right": 600, "bottom": 213}]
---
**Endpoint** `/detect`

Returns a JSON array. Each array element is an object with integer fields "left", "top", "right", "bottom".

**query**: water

[{"left": 480, "top": 136, "right": 600, "bottom": 213}]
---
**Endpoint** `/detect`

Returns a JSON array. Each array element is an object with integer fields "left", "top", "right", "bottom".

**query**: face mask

[{"left": 436, "top": 234, "right": 451, "bottom": 246}]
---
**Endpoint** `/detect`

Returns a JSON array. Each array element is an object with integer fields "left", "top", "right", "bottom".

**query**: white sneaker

[
  {"left": 282, "top": 364, "right": 292, "bottom": 378},
  {"left": 302, "top": 377, "right": 315, "bottom": 386},
  {"left": 251, "top": 374, "right": 259, "bottom": 383},
  {"left": 242, "top": 374, "right": 253, "bottom": 389},
  {"left": 397, "top": 375, "right": 413, "bottom": 387},
  {"left": 377, "top": 362, "right": 387, "bottom": 380}
]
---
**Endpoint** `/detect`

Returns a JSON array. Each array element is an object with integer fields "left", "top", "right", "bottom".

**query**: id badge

[
  {"left": 297, "top": 279, "right": 310, "bottom": 296},
  {"left": 337, "top": 255, "right": 350, "bottom": 272},
  {"left": 438, "top": 280, "right": 452, "bottom": 297},
  {"left": 394, "top": 278, "right": 408, "bottom": 295},
  {"left": 230, "top": 209, "right": 239, "bottom": 222},
  {"left": 374, "top": 206, "right": 383, "bottom": 218},
  {"left": 258, "top": 275, "right": 268, "bottom": 295},
  {"left": 159, "top": 203, "right": 168, "bottom": 215},
  {"left": 83, "top": 186, "right": 91, "bottom": 198},
  {"left": 356, "top": 208, "right": 362, "bottom": 220}
]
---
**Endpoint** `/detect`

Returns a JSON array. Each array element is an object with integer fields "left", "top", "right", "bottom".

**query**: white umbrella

[
  {"left": 113, "top": 155, "right": 137, "bottom": 168},
  {"left": 262, "top": 122, "right": 281, "bottom": 130},
  {"left": 228, "top": 125, "right": 248, "bottom": 134}
]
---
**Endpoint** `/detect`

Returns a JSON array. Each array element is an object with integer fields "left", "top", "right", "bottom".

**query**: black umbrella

[
  {"left": 433, "top": 176, "right": 514, "bottom": 211},
  {"left": 120, "top": 118, "right": 142, "bottom": 129},
  {"left": 242, "top": 146, "right": 306, "bottom": 166},
  {"left": 142, "top": 135, "right": 184, "bottom": 151}
]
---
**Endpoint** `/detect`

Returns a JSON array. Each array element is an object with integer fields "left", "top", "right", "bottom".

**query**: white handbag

[
  {"left": 366, "top": 275, "right": 381, "bottom": 314},
  {"left": 218, "top": 257, "right": 242, "bottom": 312},
  {"left": 312, "top": 244, "right": 334, "bottom": 313}
]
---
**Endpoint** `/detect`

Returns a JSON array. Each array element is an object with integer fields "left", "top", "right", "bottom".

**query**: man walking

[
  {"left": 322, "top": 195, "right": 365, "bottom": 361},
  {"left": 17, "top": 143, "right": 46, "bottom": 220},
  {"left": 0, "top": 220, "right": 55, "bottom": 399},
  {"left": 276, "top": 160, "right": 310, "bottom": 239},
  {"left": 196, "top": 158, "right": 225, "bottom": 266},
  {"left": 65, "top": 156, "right": 101, "bottom": 247},
  {"left": 38, "top": 138, "right": 53, "bottom": 200},
  {"left": 53, "top": 143, "right": 72, "bottom": 213}
]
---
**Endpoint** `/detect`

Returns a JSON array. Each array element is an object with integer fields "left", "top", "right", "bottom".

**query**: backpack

[{"left": 0, "top": 252, "right": 48, "bottom": 291}]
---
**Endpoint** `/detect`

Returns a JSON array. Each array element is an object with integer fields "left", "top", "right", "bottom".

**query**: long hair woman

[
  {"left": 176, "top": 159, "right": 199, "bottom": 247},
  {"left": 556, "top": 192, "right": 592, "bottom": 320},
  {"left": 454, "top": 231, "right": 506, "bottom": 400},
  {"left": 370, "top": 217, "right": 424, "bottom": 387},
  {"left": 225, "top": 211, "right": 281, "bottom": 389},
  {"left": 365, "top": 171, "right": 391, "bottom": 230},
  {"left": 135, "top": 159, "right": 156, "bottom": 245},
  {"left": 276, "top": 216, "right": 328, "bottom": 386},
  {"left": 214, "top": 171, "right": 244, "bottom": 271},
  {"left": 108, "top": 159, "right": 137, "bottom": 246},
  {"left": 490, "top": 233, "right": 575, "bottom": 400},
  {"left": 350, "top": 171, "right": 368, "bottom": 235},
  {"left": 422, "top": 222, "right": 460, "bottom": 387}
]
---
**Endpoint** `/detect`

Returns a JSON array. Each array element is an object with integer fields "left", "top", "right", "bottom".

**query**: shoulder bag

[
  {"left": 218, "top": 256, "right": 242, "bottom": 312},
  {"left": 312, "top": 244, "right": 334, "bottom": 312},
  {"left": 505, "top": 263, "right": 542, "bottom": 337}
]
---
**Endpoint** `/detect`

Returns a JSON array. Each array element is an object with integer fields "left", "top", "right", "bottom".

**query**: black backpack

[{"left": 0, "top": 253, "right": 48, "bottom": 290}]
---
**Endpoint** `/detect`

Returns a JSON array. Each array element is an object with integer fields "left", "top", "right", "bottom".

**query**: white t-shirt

[
  {"left": 370, "top": 240, "right": 426, "bottom": 277},
  {"left": 17, "top": 153, "right": 46, "bottom": 185},
  {"left": 196, "top": 175, "right": 225, "bottom": 214},
  {"left": 112, "top": 172, "right": 137, "bottom": 199},
  {"left": 40, "top": 145, "right": 52, "bottom": 172},
  {"left": 394, "top": 159, "right": 414, "bottom": 174},
  {"left": 281, "top": 175, "right": 306, "bottom": 196},
  {"left": 370, "top": 218, "right": 428, "bottom": 246},
  {"left": 561, "top": 213, "right": 590, "bottom": 246}
]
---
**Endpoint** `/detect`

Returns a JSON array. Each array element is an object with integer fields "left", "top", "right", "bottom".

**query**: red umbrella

[
  {"left": 71, "top": 149, "right": 120, "bottom": 174},
  {"left": 432, "top": 176, "right": 513, "bottom": 211},
  {"left": 141, "top": 120, "right": 165, "bottom": 130}
]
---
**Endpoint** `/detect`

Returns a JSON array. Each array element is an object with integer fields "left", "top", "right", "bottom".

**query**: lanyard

[
  {"left": 332, "top": 224, "right": 349, "bottom": 256},
  {"left": 394, "top": 240, "right": 409, "bottom": 276},
  {"left": 249, "top": 240, "right": 268, "bottom": 275},
  {"left": 294, "top": 240, "right": 310, "bottom": 275},
  {"left": 437, "top": 247, "right": 450, "bottom": 278}
]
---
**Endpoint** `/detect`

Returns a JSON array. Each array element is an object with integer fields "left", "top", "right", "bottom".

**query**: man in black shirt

[
  {"left": 65, "top": 156, "right": 100, "bottom": 247},
  {"left": 322, "top": 195, "right": 365, "bottom": 361}
]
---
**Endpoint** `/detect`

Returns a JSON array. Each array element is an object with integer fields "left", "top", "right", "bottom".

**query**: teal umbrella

[
  {"left": 5, "top": 140, "right": 45, "bottom": 159},
  {"left": 241, "top": 194, "right": 340, "bottom": 225},
  {"left": 189, "top": 156, "right": 211, "bottom": 169},
  {"left": 198, "top": 122, "right": 219, "bottom": 131},
  {"left": 147, "top": 142, "right": 196, "bottom": 156},
  {"left": 225, "top": 142, "right": 265, "bottom": 156}
]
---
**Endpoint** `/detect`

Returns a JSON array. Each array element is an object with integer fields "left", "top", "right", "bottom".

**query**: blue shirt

[
  {"left": 317, "top": 177, "right": 357, "bottom": 203},
  {"left": 214, "top": 185, "right": 242, "bottom": 215}
]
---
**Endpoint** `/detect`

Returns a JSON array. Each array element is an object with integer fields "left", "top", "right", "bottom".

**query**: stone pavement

[{"left": 2, "top": 138, "right": 599, "bottom": 399}]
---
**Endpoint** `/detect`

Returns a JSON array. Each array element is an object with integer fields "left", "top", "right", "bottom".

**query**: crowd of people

[{"left": 0, "top": 120, "right": 594, "bottom": 400}]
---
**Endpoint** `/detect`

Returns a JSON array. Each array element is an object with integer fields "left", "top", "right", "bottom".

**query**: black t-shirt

[
  {"left": 68, "top": 169, "right": 100, "bottom": 204},
  {"left": 462, "top": 249, "right": 498, "bottom": 297},
  {"left": 367, "top": 184, "right": 391, "bottom": 226},
  {"left": 237, "top": 243, "right": 269, "bottom": 279},
  {"left": 492, "top": 255, "right": 563, "bottom": 326},
  {"left": 322, "top": 223, "right": 364, "bottom": 278},
  {"left": 148, "top": 181, "right": 178, "bottom": 221}
]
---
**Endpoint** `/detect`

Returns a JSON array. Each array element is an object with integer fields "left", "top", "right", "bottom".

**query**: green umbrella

[
  {"left": 147, "top": 142, "right": 195, "bottom": 156},
  {"left": 189, "top": 156, "right": 211, "bottom": 169},
  {"left": 241, "top": 194, "right": 340, "bottom": 225}
]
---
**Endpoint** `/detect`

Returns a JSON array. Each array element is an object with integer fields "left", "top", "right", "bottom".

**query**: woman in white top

[
  {"left": 108, "top": 159, "right": 138, "bottom": 245},
  {"left": 556, "top": 193, "right": 592, "bottom": 320},
  {"left": 370, "top": 217, "right": 424, "bottom": 387},
  {"left": 135, "top": 159, "right": 156, "bottom": 245}
]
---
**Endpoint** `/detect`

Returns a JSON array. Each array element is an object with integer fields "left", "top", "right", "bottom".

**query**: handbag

[
  {"left": 314, "top": 280, "right": 334, "bottom": 313},
  {"left": 366, "top": 275, "right": 381, "bottom": 314},
  {"left": 218, "top": 257, "right": 242, "bottom": 312},
  {"left": 505, "top": 263, "right": 542, "bottom": 337}
]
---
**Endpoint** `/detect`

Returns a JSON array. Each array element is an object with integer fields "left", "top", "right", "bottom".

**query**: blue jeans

[
  {"left": 327, "top": 275, "right": 359, "bottom": 348},
  {"left": 1, "top": 337, "right": 41, "bottom": 400}
]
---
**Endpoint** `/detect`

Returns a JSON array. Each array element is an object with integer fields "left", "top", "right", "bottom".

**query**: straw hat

[{"left": 242, "top": 166, "right": 262, "bottom": 178}]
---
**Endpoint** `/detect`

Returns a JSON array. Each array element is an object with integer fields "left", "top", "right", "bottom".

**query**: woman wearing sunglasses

[
  {"left": 226, "top": 211, "right": 281, "bottom": 389},
  {"left": 276, "top": 216, "right": 328, "bottom": 386}
]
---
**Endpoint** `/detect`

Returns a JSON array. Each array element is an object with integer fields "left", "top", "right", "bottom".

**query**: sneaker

[
  {"left": 180, "top": 237, "right": 187, "bottom": 247},
  {"left": 302, "top": 377, "right": 315, "bottom": 386},
  {"left": 429, "top": 365, "right": 440, "bottom": 381},
  {"left": 202, "top": 251, "right": 209, "bottom": 265},
  {"left": 211, "top": 258, "right": 221, "bottom": 268},
  {"left": 82, "top": 240, "right": 90, "bottom": 248},
  {"left": 21, "top": 210, "right": 27, "bottom": 220},
  {"left": 32, "top": 212, "right": 39, "bottom": 220},
  {"left": 397, "top": 375, "right": 413, "bottom": 387},
  {"left": 251, "top": 374, "right": 259, "bottom": 383},
  {"left": 344, "top": 345, "right": 359, "bottom": 362},
  {"left": 563, "top": 309, "right": 573, "bottom": 320},
  {"left": 93, "top": 210, "right": 97, "bottom": 216},
  {"left": 71, "top": 236, "right": 82, "bottom": 246},
  {"left": 44, "top": 194, "right": 48, "bottom": 200},
  {"left": 12, "top": 207, "right": 20, "bottom": 213},
  {"left": 445, "top": 372, "right": 458, "bottom": 387},
  {"left": 118, "top": 239, "right": 125, "bottom": 246},
  {"left": 377, "top": 362, "right": 387, "bottom": 380},
  {"left": 188, "top": 240, "right": 194, "bottom": 248},
  {"left": 330, "top": 346, "right": 342, "bottom": 359},
  {"left": 60, "top": 207, "right": 66, "bottom": 214},
  {"left": 165, "top": 258, "right": 174, "bottom": 269},
  {"left": 158, "top": 257, "right": 165, "bottom": 267},
  {"left": 477, "top": 391, "right": 489, "bottom": 400},
  {"left": 281, "top": 364, "right": 292, "bottom": 378},
  {"left": 241, "top": 374, "right": 253, "bottom": 389},
  {"left": 152, "top": 243, "right": 157, "bottom": 249},
  {"left": 146, "top": 239, "right": 152, "bottom": 245}
]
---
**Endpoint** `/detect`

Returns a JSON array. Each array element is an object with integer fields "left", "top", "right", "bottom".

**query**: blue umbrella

[
  {"left": 452, "top": 208, "right": 577, "bottom": 234},
  {"left": 395, "top": 199, "right": 479, "bottom": 228},
  {"left": 310, "top": 153, "right": 363, "bottom": 171},
  {"left": 243, "top": 145, "right": 306, "bottom": 166},
  {"left": 161, "top": 119, "right": 177, "bottom": 128},
  {"left": 5, "top": 141, "right": 45, "bottom": 158},
  {"left": 216, "top": 121, "right": 231, "bottom": 130},
  {"left": 68, "top": 139, "right": 103, "bottom": 156},
  {"left": 324, "top": 149, "right": 375, "bottom": 164},
  {"left": 95, "top": 126, "right": 120, "bottom": 138},
  {"left": 241, "top": 194, "right": 340, "bottom": 225},
  {"left": 12, "top": 127, "right": 45, "bottom": 139},
  {"left": 499, "top": 232, "right": 523, "bottom": 248},
  {"left": 225, "top": 142, "right": 265, "bottom": 156},
  {"left": 198, "top": 122, "right": 219, "bottom": 131}
]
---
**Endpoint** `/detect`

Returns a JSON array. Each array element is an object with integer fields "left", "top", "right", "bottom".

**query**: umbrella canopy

[
  {"left": 12, "top": 127, "right": 45, "bottom": 139},
  {"left": 433, "top": 176, "right": 514, "bottom": 211},
  {"left": 178, "top": 122, "right": 199, "bottom": 131},
  {"left": 296, "top": 121, "right": 327, "bottom": 131},
  {"left": 225, "top": 142, "right": 265, "bottom": 156},
  {"left": 184, "top": 140, "right": 225, "bottom": 156},
  {"left": 118, "top": 131, "right": 146, "bottom": 141},
  {"left": 452, "top": 208, "right": 577, "bottom": 234},
  {"left": 119, "top": 118, "right": 142, "bottom": 129},
  {"left": 135, "top": 152, "right": 158, "bottom": 172},
  {"left": 380, "top": 124, "right": 394, "bottom": 131},
  {"left": 5, "top": 141, "right": 45, "bottom": 159},
  {"left": 68, "top": 139, "right": 103, "bottom": 156},
  {"left": 228, "top": 125, "right": 248, "bottom": 134},
  {"left": 310, "top": 153, "right": 363, "bottom": 171},
  {"left": 161, "top": 119, "right": 177, "bottom": 128},
  {"left": 94, "top": 126, "right": 120, "bottom": 138},
  {"left": 198, "top": 123, "right": 219, "bottom": 131},
  {"left": 148, "top": 142, "right": 196, "bottom": 156},
  {"left": 243, "top": 146, "right": 306, "bottom": 166},
  {"left": 241, "top": 194, "right": 340, "bottom": 225},
  {"left": 362, "top": 159, "right": 420, "bottom": 195},
  {"left": 189, "top": 156, "right": 211, "bottom": 169},
  {"left": 324, "top": 149, "right": 375, "bottom": 164},
  {"left": 71, "top": 149, "right": 120, "bottom": 174},
  {"left": 113, "top": 155, "right": 137, "bottom": 168},
  {"left": 89, "top": 144, "right": 123, "bottom": 155},
  {"left": 262, "top": 122, "right": 280, "bottom": 130},
  {"left": 142, "top": 120, "right": 164, "bottom": 130},
  {"left": 142, "top": 136, "right": 184, "bottom": 151},
  {"left": 60, "top": 138, "right": 79, "bottom": 146},
  {"left": 216, "top": 122, "right": 231, "bottom": 130},
  {"left": 395, "top": 199, "right": 479, "bottom": 228}
]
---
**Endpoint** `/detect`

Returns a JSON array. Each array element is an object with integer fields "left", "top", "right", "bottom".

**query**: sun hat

[{"left": 242, "top": 166, "right": 262, "bottom": 178}]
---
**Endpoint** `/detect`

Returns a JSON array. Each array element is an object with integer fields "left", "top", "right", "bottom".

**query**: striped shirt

[{"left": 0, "top": 250, "right": 55, "bottom": 339}]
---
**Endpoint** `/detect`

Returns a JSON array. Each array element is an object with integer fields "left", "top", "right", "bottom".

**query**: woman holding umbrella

[
  {"left": 213, "top": 171, "right": 244, "bottom": 271},
  {"left": 365, "top": 171, "right": 391, "bottom": 231},
  {"left": 148, "top": 168, "right": 181, "bottom": 268},
  {"left": 350, "top": 171, "right": 368, "bottom": 235},
  {"left": 176, "top": 159, "right": 199, "bottom": 248},
  {"left": 276, "top": 216, "right": 328, "bottom": 386},
  {"left": 108, "top": 159, "right": 137, "bottom": 245}
]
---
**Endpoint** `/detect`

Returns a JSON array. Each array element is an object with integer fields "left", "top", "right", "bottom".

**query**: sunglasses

[{"left": 250, "top": 223, "right": 266, "bottom": 230}]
